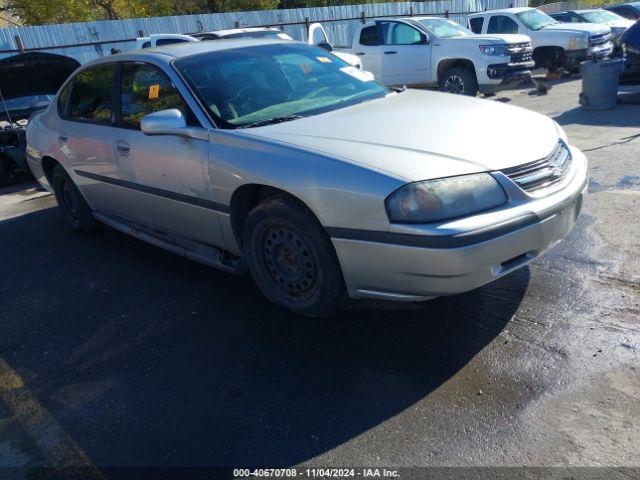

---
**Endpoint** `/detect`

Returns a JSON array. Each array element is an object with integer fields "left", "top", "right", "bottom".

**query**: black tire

[
  {"left": 440, "top": 66, "right": 479, "bottom": 96},
  {"left": 243, "top": 195, "right": 345, "bottom": 317},
  {"left": 0, "top": 159, "right": 8, "bottom": 187},
  {"left": 51, "top": 164, "right": 98, "bottom": 232}
]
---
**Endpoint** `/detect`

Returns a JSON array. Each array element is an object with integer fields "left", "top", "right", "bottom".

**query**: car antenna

[{"left": 0, "top": 86, "right": 13, "bottom": 124}]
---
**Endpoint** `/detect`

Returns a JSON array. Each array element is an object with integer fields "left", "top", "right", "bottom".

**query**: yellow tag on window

[
  {"left": 316, "top": 56, "right": 332, "bottom": 63},
  {"left": 149, "top": 84, "right": 160, "bottom": 99}
]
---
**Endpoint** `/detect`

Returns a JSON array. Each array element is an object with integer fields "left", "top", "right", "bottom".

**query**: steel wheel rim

[
  {"left": 444, "top": 75, "right": 465, "bottom": 94},
  {"left": 259, "top": 224, "right": 318, "bottom": 301}
]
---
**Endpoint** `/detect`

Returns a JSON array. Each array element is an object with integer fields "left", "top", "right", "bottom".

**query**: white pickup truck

[
  {"left": 338, "top": 16, "right": 534, "bottom": 96},
  {"left": 467, "top": 8, "right": 613, "bottom": 71}
]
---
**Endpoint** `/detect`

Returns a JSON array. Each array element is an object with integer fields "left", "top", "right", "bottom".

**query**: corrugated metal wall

[{"left": 0, "top": 0, "right": 527, "bottom": 63}]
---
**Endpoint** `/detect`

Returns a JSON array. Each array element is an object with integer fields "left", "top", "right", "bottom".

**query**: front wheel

[
  {"left": 243, "top": 195, "right": 345, "bottom": 317},
  {"left": 440, "top": 66, "right": 479, "bottom": 96}
]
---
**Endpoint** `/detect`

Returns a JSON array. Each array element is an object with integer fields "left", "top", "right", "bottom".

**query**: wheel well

[
  {"left": 532, "top": 46, "right": 565, "bottom": 68},
  {"left": 437, "top": 59, "right": 477, "bottom": 82},
  {"left": 41, "top": 156, "right": 60, "bottom": 185},
  {"left": 229, "top": 184, "right": 316, "bottom": 250}
]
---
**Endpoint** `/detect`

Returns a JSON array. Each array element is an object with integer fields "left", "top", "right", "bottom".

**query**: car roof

[{"left": 80, "top": 38, "right": 293, "bottom": 70}]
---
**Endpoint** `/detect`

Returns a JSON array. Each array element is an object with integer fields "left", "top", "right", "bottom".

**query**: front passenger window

[
  {"left": 119, "top": 63, "right": 197, "bottom": 129},
  {"left": 381, "top": 22, "right": 423, "bottom": 45},
  {"left": 487, "top": 15, "right": 519, "bottom": 34},
  {"left": 67, "top": 65, "right": 115, "bottom": 125}
]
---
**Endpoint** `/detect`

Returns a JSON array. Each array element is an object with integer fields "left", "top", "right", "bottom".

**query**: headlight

[
  {"left": 568, "top": 34, "right": 590, "bottom": 50},
  {"left": 385, "top": 173, "right": 507, "bottom": 223},
  {"left": 479, "top": 44, "right": 510, "bottom": 56}
]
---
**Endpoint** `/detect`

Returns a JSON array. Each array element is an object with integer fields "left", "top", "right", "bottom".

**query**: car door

[
  {"left": 59, "top": 63, "right": 132, "bottom": 219},
  {"left": 352, "top": 24, "right": 384, "bottom": 78},
  {"left": 113, "top": 62, "right": 223, "bottom": 247},
  {"left": 377, "top": 20, "right": 429, "bottom": 86}
]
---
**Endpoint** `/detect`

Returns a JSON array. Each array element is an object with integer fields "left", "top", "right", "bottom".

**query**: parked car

[
  {"left": 135, "top": 34, "right": 198, "bottom": 49},
  {"left": 621, "top": 19, "right": 640, "bottom": 82},
  {"left": 337, "top": 16, "right": 534, "bottom": 96},
  {"left": 468, "top": 8, "right": 613, "bottom": 71},
  {"left": 26, "top": 40, "right": 588, "bottom": 316},
  {"left": 549, "top": 9, "right": 633, "bottom": 54},
  {"left": 604, "top": 2, "right": 640, "bottom": 21},
  {"left": 0, "top": 52, "right": 79, "bottom": 186},
  {"left": 137, "top": 27, "right": 368, "bottom": 73}
]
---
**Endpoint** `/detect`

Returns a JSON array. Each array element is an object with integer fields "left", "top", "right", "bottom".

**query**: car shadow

[
  {"left": 553, "top": 101, "right": 640, "bottom": 128},
  {"left": 0, "top": 208, "right": 528, "bottom": 469}
]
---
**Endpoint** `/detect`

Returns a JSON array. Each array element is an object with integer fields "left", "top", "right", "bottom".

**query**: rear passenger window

[
  {"left": 487, "top": 15, "right": 519, "bottom": 34},
  {"left": 119, "top": 63, "right": 198, "bottom": 129},
  {"left": 67, "top": 65, "right": 115, "bottom": 125},
  {"left": 469, "top": 17, "right": 484, "bottom": 34},
  {"left": 360, "top": 25, "right": 381, "bottom": 46}
]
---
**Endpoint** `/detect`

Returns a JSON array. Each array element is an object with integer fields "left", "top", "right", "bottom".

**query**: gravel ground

[{"left": 0, "top": 78, "right": 638, "bottom": 478}]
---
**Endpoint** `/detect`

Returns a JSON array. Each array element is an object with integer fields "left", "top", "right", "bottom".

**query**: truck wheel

[
  {"left": 51, "top": 165, "right": 98, "bottom": 232},
  {"left": 440, "top": 67, "right": 479, "bottom": 96},
  {"left": 243, "top": 195, "right": 345, "bottom": 317}
]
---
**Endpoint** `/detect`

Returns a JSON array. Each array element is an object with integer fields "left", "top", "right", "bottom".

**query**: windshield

[
  {"left": 0, "top": 94, "right": 54, "bottom": 112},
  {"left": 175, "top": 43, "right": 389, "bottom": 128},
  {"left": 580, "top": 10, "right": 624, "bottom": 23},
  {"left": 415, "top": 18, "right": 473, "bottom": 37},
  {"left": 516, "top": 9, "right": 559, "bottom": 30}
]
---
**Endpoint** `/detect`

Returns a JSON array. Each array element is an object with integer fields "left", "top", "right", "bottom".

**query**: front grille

[
  {"left": 590, "top": 33, "right": 612, "bottom": 47},
  {"left": 508, "top": 42, "right": 533, "bottom": 64},
  {"left": 501, "top": 142, "right": 572, "bottom": 194}
]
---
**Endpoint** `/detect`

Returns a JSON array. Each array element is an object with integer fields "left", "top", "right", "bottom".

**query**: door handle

[
  {"left": 355, "top": 52, "right": 366, "bottom": 56},
  {"left": 384, "top": 51, "right": 397, "bottom": 55},
  {"left": 115, "top": 140, "right": 130, "bottom": 156},
  {"left": 58, "top": 132, "right": 68, "bottom": 143}
]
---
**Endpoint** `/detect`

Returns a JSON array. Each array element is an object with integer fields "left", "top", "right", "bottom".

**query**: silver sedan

[{"left": 26, "top": 39, "right": 588, "bottom": 316}]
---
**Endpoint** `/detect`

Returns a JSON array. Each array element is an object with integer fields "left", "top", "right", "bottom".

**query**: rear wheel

[
  {"left": 440, "top": 66, "right": 479, "bottom": 96},
  {"left": 51, "top": 165, "right": 97, "bottom": 232},
  {"left": 243, "top": 195, "right": 345, "bottom": 316}
]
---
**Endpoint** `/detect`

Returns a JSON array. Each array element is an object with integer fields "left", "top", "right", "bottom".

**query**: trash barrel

[{"left": 579, "top": 58, "right": 623, "bottom": 111}]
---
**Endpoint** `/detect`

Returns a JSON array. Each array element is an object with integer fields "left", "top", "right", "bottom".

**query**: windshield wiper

[{"left": 236, "top": 115, "right": 305, "bottom": 129}]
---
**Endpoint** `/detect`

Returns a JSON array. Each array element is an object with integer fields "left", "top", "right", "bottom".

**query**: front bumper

[
  {"left": 565, "top": 42, "right": 614, "bottom": 69},
  {"left": 331, "top": 147, "right": 588, "bottom": 302}
]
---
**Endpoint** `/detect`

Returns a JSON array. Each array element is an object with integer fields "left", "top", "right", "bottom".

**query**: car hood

[
  {"left": 0, "top": 52, "right": 79, "bottom": 101},
  {"left": 541, "top": 22, "right": 610, "bottom": 35},
  {"left": 240, "top": 90, "right": 560, "bottom": 182}
]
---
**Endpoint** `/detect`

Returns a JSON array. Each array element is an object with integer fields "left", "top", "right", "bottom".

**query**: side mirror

[
  {"left": 317, "top": 41, "right": 334, "bottom": 52},
  {"left": 141, "top": 109, "right": 209, "bottom": 141},
  {"left": 420, "top": 33, "right": 429, "bottom": 45}
]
